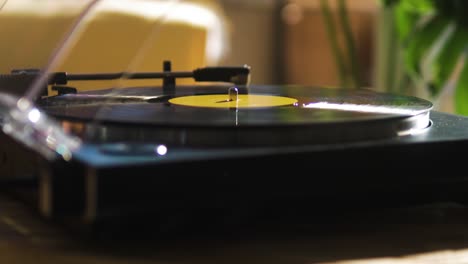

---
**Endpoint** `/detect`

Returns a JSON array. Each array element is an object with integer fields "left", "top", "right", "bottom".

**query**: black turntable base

[
  {"left": 50, "top": 110, "right": 468, "bottom": 225},
  {"left": 2, "top": 66, "right": 468, "bottom": 231}
]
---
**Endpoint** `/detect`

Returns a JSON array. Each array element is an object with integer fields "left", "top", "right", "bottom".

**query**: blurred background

[
  {"left": 218, "top": 0, "right": 377, "bottom": 87},
  {"left": 0, "top": 0, "right": 465, "bottom": 114}
]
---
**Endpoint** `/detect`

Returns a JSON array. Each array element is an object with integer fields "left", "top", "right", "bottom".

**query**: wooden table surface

[{"left": 2, "top": 192, "right": 468, "bottom": 264}]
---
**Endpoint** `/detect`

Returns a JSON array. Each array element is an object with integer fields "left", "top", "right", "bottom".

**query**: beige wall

[
  {"left": 283, "top": 0, "right": 378, "bottom": 88},
  {"left": 0, "top": 0, "right": 223, "bottom": 93},
  {"left": 218, "top": 0, "right": 379, "bottom": 88},
  {"left": 217, "top": 0, "right": 278, "bottom": 85},
  {"left": 0, "top": 0, "right": 380, "bottom": 91}
]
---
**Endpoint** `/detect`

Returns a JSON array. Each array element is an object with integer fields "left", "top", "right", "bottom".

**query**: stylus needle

[{"left": 216, "top": 86, "right": 239, "bottom": 103}]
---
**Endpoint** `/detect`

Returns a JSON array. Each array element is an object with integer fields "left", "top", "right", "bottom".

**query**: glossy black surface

[
  {"left": 40, "top": 85, "right": 432, "bottom": 124},
  {"left": 38, "top": 85, "right": 433, "bottom": 147}
]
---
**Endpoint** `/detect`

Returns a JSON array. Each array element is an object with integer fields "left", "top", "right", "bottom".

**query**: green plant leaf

[
  {"left": 399, "top": 0, "right": 434, "bottom": 12},
  {"left": 454, "top": 56, "right": 468, "bottom": 115},
  {"left": 429, "top": 24, "right": 468, "bottom": 96},
  {"left": 401, "top": 15, "right": 448, "bottom": 80},
  {"left": 394, "top": 0, "right": 434, "bottom": 41}
]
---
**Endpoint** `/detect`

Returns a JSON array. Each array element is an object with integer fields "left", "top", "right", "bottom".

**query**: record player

[
  {"left": 2, "top": 1, "right": 468, "bottom": 231},
  {"left": 2, "top": 60, "right": 468, "bottom": 231}
]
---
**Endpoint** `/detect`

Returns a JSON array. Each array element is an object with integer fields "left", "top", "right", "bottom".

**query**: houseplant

[
  {"left": 380, "top": 0, "right": 468, "bottom": 115},
  {"left": 321, "top": 0, "right": 468, "bottom": 115}
]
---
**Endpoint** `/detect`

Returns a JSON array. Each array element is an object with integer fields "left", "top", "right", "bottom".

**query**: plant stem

[
  {"left": 337, "top": 0, "right": 361, "bottom": 88},
  {"left": 320, "top": 0, "right": 347, "bottom": 88}
]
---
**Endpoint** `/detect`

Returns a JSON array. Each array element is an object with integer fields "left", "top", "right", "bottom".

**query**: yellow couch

[{"left": 0, "top": 0, "right": 228, "bottom": 93}]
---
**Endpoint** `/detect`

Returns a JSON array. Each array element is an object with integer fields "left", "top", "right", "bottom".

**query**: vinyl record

[{"left": 38, "top": 84, "right": 433, "bottom": 148}]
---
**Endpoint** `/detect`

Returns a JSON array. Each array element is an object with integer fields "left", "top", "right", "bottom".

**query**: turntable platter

[{"left": 38, "top": 85, "right": 433, "bottom": 148}]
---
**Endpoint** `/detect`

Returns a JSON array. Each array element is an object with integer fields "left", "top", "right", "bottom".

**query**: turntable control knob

[{"left": 228, "top": 87, "right": 239, "bottom": 102}]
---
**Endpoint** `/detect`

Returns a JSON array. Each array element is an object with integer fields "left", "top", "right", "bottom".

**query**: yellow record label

[{"left": 168, "top": 94, "right": 298, "bottom": 108}]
